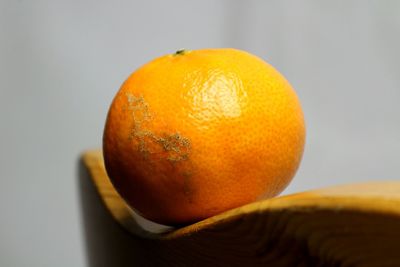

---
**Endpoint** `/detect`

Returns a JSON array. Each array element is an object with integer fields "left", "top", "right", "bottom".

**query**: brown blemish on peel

[
  {"left": 125, "top": 93, "right": 193, "bottom": 198},
  {"left": 183, "top": 171, "right": 193, "bottom": 196},
  {"left": 125, "top": 93, "right": 191, "bottom": 162},
  {"left": 157, "top": 133, "right": 191, "bottom": 162},
  {"left": 126, "top": 94, "right": 152, "bottom": 129}
]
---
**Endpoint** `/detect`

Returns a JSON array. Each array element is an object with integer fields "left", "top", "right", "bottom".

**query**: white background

[{"left": 1, "top": 1, "right": 400, "bottom": 266}]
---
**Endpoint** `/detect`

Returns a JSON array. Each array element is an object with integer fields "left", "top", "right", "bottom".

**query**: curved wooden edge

[{"left": 81, "top": 149, "right": 400, "bottom": 240}]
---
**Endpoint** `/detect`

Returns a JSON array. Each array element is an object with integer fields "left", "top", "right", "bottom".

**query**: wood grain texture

[{"left": 79, "top": 149, "right": 400, "bottom": 267}]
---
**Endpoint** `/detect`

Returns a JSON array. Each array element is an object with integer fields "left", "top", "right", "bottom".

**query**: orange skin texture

[{"left": 103, "top": 48, "right": 305, "bottom": 225}]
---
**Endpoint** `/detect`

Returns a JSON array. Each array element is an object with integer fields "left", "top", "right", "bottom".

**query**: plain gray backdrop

[{"left": 1, "top": 1, "right": 399, "bottom": 266}]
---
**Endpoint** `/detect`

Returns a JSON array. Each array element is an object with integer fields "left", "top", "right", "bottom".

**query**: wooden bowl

[{"left": 79, "top": 150, "right": 400, "bottom": 267}]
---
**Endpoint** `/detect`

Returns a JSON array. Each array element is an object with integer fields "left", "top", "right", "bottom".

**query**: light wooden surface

[{"left": 79, "top": 149, "right": 400, "bottom": 267}]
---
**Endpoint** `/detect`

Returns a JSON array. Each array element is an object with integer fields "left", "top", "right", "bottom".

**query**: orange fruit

[{"left": 103, "top": 48, "right": 305, "bottom": 225}]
